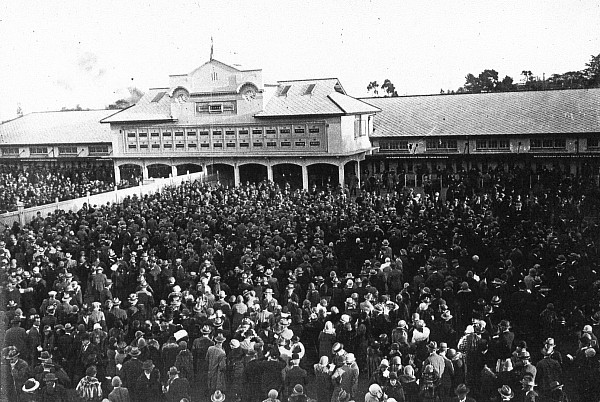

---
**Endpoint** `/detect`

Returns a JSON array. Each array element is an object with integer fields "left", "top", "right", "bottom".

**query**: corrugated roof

[
  {"left": 0, "top": 109, "right": 116, "bottom": 145},
  {"left": 256, "top": 78, "right": 376, "bottom": 117},
  {"left": 362, "top": 88, "right": 600, "bottom": 137},
  {"left": 101, "top": 89, "right": 175, "bottom": 123}
]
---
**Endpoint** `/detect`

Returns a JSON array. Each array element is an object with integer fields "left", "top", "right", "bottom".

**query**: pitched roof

[
  {"left": 0, "top": 109, "right": 116, "bottom": 145},
  {"left": 256, "top": 78, "right": 378, "bottom": 117},
  {"left": 362, "top": 88, "right": 600, "bottom": 138},
  {"left": 101, "top": 89, "right": 175, "bottom": 123}
]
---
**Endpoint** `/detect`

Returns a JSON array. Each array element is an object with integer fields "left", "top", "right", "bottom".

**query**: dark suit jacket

[
  {"left": 134, "top": 369, "right": 162, "bottom": 402},
  {"left": 119, "top": 357, "right": 143, "bottom": 390},
  {"left": 164, "top": 376, "right": 190, "bottom": 402}
]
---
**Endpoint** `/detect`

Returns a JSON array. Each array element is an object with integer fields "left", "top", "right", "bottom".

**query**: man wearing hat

[
  {"left": 536, "top": 338, "right": 562, "bottom": 399},
  {"left": 451, "top": 384, "right": 475, "bottom": 402},
  {"left": 5, "top": 316, "right": 28, "bottom": 361},
  {"left": 283, "top": 353, "right": 308, "bottom": 401},
  {"left": 135, "top": 360, "right": 162, "bottom": 401},
  {"left": 383, "top": 372, "right": 404, "bottom": 402},
  {"left": 6, "top": 346, "right": 30, "bottom": 401},
  {"left": 519, "top": 373, "right": 538, "bottom": 402},
  {"left": 91, "top": 264, "right": 108, "bottom": 302},
  {"left": 120, "top": 346, "right": 143, "bottom": 390},
  {"left": 514, "top": 350, "right": 536, "bottom": 383},
  {"left": 424, "top": 341, "right": 446, "bottom": 378},
  {"left": 206, "top": 333, "right": 227, "bottom": 395},
  {"left": 40, "top": 372, "right": 67, "bottom": 401},
  {"left": 21, "top": 377, "right": 41, "bottom": 400},
  {"left": 192, "top": 324, "right": 214, "bottom": 387},
  {"left": 163, "top": 366, "right": 191, "bottom": 402}
]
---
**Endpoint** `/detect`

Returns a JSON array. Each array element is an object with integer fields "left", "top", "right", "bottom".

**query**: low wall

[{"left": 0, "top": 172, "right": 205, "bottom": 230}]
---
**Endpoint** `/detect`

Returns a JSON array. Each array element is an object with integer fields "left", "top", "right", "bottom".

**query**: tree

[
  {"left": 380, "top": 79, "right": 399, "bottom": 97},
  {"left": 464, "top": 73, "right": 481, "bottom": 93},
  {"left": 367, "top": 81, "right": 379, "bottom": 96},
  {"left": 107, "top": 87, "right": 144, "bottom": 109},
  {"left": 478, "top": 69, "right": 499, "bottom": 92},
  {"left": 498, "top": 75, "right": 515, "bottom": 92},
  {"left": 584, "top": 53, "right": 600, "bottom": 88}
]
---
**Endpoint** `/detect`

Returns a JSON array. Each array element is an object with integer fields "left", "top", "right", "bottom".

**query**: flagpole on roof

[{"left": 210, "top": 37, "right": 213, "bottom": 61}]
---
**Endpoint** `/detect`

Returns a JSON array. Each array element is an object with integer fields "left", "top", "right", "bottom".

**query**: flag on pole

[{"left": 210, "top": 37, "right": 214, "bottom": 61}]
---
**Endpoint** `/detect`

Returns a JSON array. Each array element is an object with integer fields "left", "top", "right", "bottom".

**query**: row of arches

[{"left": 118, "top": 161, "right": 360, "bottom": 190}]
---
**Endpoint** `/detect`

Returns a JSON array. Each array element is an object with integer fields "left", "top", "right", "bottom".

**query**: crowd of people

[
  {"left": 0, "top": 164, "right": 115, "bottom": 213},
  {"left": 1, "top": 166, "right": 600, "bottom": 402}
]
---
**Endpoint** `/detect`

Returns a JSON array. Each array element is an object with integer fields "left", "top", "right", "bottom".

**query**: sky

[{"left": 1, "top": 0, "right": 599, "bottom": 121}]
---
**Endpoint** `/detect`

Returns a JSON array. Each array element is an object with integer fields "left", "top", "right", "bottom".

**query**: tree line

[{"left": 445, "top": 53, "right": 600, "bottom": 94}]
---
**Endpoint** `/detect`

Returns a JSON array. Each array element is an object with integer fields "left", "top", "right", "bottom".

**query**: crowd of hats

[
  {"left": 1, "top": 168, "right": 599, "bottom": 400},
  {"left": 0, "top": 164, "right": 115, "bottom": 213}
]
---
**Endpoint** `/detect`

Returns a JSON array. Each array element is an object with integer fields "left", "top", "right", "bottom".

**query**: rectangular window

[
  {"left": 188, "top": 143, "right": 197, "bottom": 148},
  {"left": 200, "top": 143, "right": 210, "bottom": 148},
  {"left": 127, "top": 133, "right": 136, "bottom": 138},
  {"left": 128, "top": 145, "right": 137, "bottom": 149},
  {"left": 240, "top": 143, "right": 250, "bottom": 148},
  {"left": 294, "top": 128, "right": 305, "bottom": 134},
  {"left": 489, "top": 140, "right": 498, "bottom": 149},
  {"left": 209, "top": 104, "right": 222, "bottom": 113},
  {"left": 89, "top": 145, "right": 109, "bottom": 155},
  {"left": 163, "top": 132, "right": 172, "bottom": 137},
  {"left": 175, "top": 131, "right": 184, "bottom": 137},
  {"left": 199, "top": 131, "right": 209, "bottom": 136},
  {"left": 281, "top": 141, "right": 291, "bottom": 147},
  {"left": 554, "top": 138, "right": 566, "bottom": 148},
  {"left": 30, "top": 147, "right": 48, "bottom": 154},
  {"left": 175, "top": 144, "right": 185, "bottom": 149},
  {"left": 295, "top": 141, "right": 306, "bottom": 147},
  {"left": 279, "top": 85, "right": 291, "bottom": 96},
  {"left": 447, "top": 140, "right": 458, "bottom": 149},
  {"left": 225, "top": 130, "right": 235, "bottom": 136},
  {"left": 253, "top": 142, "right": 263, "bottom": 147},
  {"left": 187, "top": 131, "right": 196, "bottom": 137},
  {"left": 163, "top": 144, "right": 173, "bottom": 148},
  {"left": 531, "top": 138, "right": 542, "bottom": 148},
  {"left": 542, "top": 139, "right": 554, "bottom": 148},
  {"left": 238, "top": 130, "right": 249, "bottom": 135},
  {"left": 588, "top": 138, "right": 600, "bottom": 148},
  {"left": 140, "top": 144, "right": 148, "bottom": 149},
  {"left": 2, "top": 147, "right": 19, "bottom": 155},
  {"left": 309, "top": 127, "right": 320, "bottom": 134},
  {"left": 138, "top": 132, "right": 148, "bottom": 138},
  {"left": 226, "top": 143, "right": 236, "bottom": 148},
  {"left": 151, "top": 144, "right": 160, "bottom": 149},
  {"left": 213, "top": 130, "right": 222, "bottom": 136},
  {"left": 499, "top": 139, "right": 510, "bottom": 149},
  {"left": 476, "top": 140, "right": 487, "bottom": 150},
  {"left": 309, "top": 141, "right": 321, "bottom": 147},
  {"left": 279, "top": 128, "right": 291, "bottom": 134},
  {"left": 213, "top": 143, "right": 223, "bottom": 148},
  {"left": 58, "top": 146, "right": 78, "bottom": 155},
  {"left": 266, "top": 141, "right": 277, "bottom": 147},
  {"left": 151, "top": 132, "right": 160, "bottom": 137},
  {"left": 379, "top": 142, "right": 390, "bottom": 151},
  {"left": 426, "top": 139, "right": 437, "bottom": 149},
  {"left": 223, "top": 103, "right": 235, "bottom": 112},
  {"left": 252, "top": 129, "right": 263, "bottom": 135},
  {"left": 266, "top": 129, "right": 277, "bottom": 135}
]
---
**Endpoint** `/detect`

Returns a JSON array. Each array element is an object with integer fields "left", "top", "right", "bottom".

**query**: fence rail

[{"left": 0, "top": 172, "right": 205, "bottom": 229}]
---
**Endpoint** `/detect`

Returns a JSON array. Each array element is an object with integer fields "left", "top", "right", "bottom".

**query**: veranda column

[
  {"left": 234, "top": 164, "right": 240, "bottom": 187},
  {"left": 113, "top": 165, "right": 121, "bottom": 186},
  {"left": 302, "top": 164, "right": 309, "bottom": 190},
  {"left": 171, "top": 165, "right": 178, "bottom": 178},
  {"left": 338, "top": 164, "right": 345, "bottom": 188},
  {"left": 267, "top": 164, "right": 273, "bottom": 182},
  {"left": 142, "top": 164, "right": 149, "bottom": 181}
]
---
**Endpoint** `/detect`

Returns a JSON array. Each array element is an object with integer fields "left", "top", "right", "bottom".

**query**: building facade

[
  {"left": 0, "top": 110, "right": 114, "bottom": 169},
  {"left": 102, "top": 59, "right": 379, "bottom": 189},
  {"left": 362, "top": 89, "right": 600, "bottom": 180}
]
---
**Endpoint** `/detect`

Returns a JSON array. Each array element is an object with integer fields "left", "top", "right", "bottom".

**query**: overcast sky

[{"left": 1, "top": 0, "right": 599, "bottom": 121}]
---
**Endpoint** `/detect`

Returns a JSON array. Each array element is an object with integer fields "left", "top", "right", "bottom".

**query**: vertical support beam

[
  {"left": 113, "top": 165, "right": 121, "bottom": 186},
  {"left": 338, "top": 164, "right": 345, "bottom": 189},
  {"left": 357, "top": 160, "right": 361, "bottom": 190},
  {"left": 267, "top": 164, "right": 273, "bottom": 182},
  {"left": 171, "top": 165, "right": 178, "bottom": 178},
  {"left": 234, "top": 164, "right": 240, "bottom": 187},
  {"left": 302, "top": 164, "right": 309, "bottom": 190},
  {"left": 142, "top": 163, "right": 149, "bottom": 181}
]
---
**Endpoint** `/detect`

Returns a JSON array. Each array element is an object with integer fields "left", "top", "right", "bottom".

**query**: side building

[
  {"left": 0, "top": 109, "right": 115, "bottom": 172},
  {"left": 362, "top": 89, "right": 600, "bottom": 181},
  {"left": 102, "top": 59, "right": 379, "bottom": 189}
]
